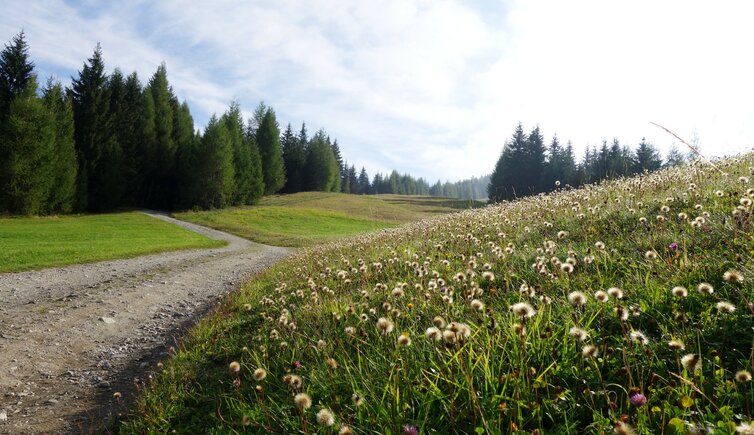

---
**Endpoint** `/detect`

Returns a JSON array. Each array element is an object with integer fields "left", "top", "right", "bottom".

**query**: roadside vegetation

[
  {"left": 121, "top": 155, "right": 754, "bottom": 434},
  {"left": 176, "top": 192, "right": 482, "bottom": 247},
  {"left": 0, "top": 212, "right": 224, "bottom": 273}
]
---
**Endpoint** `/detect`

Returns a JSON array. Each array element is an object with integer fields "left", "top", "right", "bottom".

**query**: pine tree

[
  {"left": 0, "top": 76, "right": 56, "bottom": 214},
  {"left": 330, "top": 139, "right": 345, "bottom": 191},
  {"left": 665, "top": 145, "right": 687, "bottom": 167},
  {"left": 69, "top": 44, "right": 120, "bottom": 211},
  {"left": 347, "top": 164, "right": 358, "bottom": 194},
  {"left": 172, "top": 100, "right": 196, "bottom": 208},
  {"left": 41, "top": 79, "right": 77, "bottom": 213},
  {"left": 223, "top": 101, "right": 253, "bottom": 205},
  {"left": 542, "top": 135, "right": 562, "bottom": 190},
  {"left": 525, "top": 125, "right": 546, "bottom": 193},
  {"left": 0, "top": 31, "right": 34, "bottom": 117},
  {"left": 256, "top": 107, "right": 285, "bottom": 194}
]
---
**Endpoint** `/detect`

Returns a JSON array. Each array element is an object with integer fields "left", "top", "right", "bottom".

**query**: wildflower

[
  {"left": 294, "top": 393, "right": 312, "bottom": 410},
  {"left": 629, "top": 392, "right": 647, "bottom": 407},
  {"left": 557, "top": 230, "right": 568, "bottom": 240},
  {"left": 470, "top": 299, "right": 485, "bottom": 311},
  {"left": 668, "top": 339, "right": 685, "bottom": 350},
  {"left": 316, "top": 408, "right": 335, "bottom": 426},
  {"left": 229, "top": 361, "right": 241, "bottom": 374},
  {"left": 113, "top": 391, "right": 122, "bottom": 399},
  {"left": 645, "top": 250, "right": 658, "bottom": 260},
  {"left": 339, "top": 426, "right": 354, "bottom": 435},
  {"left": 351, "top": 393, "right": 364, "bottom": 406},
  {"left": 568, "top": 291, "right": 587, "bottom": 307},
  {"left": 569, "top": 326, "right": 588, "bottom": 341},
  {"left": 345, "top": 326, "right": 356, "bottom": 335},
  {"left": 669, "top": 242, "right": 678, "bottom": 252},
  {"left": 326, "top": 358, "right": 338, "bottom": 370},
  {"left": 607, "top": 287, "right": 623, "bottom": 299},
  {"left": 425, "top": 326, "right": 442, "bottom": 341},
  {"left": 560, "top": 263, "right": 574, "bottom": 274},
  {"left": 594, "top": 290, "right": 608, "bottom": 302},
  {"left": 671, "top": 286, "right": 688, "bottom": 298},
  {"left": 681, "top": 354, "right": 701, "bottom": 373},
  {"left": 723, "top": 270, "right": 744, "bottom": 284},
  {"left": 242, "top": 415, "right": 252, "bottom": 426},
  {"left": 630, "top": 331, "right": 649, "bottom": 345},
  {"left": 511, "top": 302, "right": 536, "bottom": 318},
  {"left": 615, "top": 305, "right": 629, "bottom": 321},
  {"left": 433, "top": 316, "right": 446, "bottom": 328},
  {"left": 614, "top": 421, "right": 636, "bottom": 435},
  {"left": 397, "top": 333, "right": 412, "bottom": 347},
  {"left": 253, "top": 368, "right": 267, "bottom": 381},
  {"left": 403, "top": 424, "right": 419, "bottom": 435},
  {"left": 736, "top": 370, "right": 753, "bottom": 382},
  {"left": 391, "top": 288, "right": 405, "bottom": 298},
  {"left": 717, "top": 301, "right": 736, "bottom": 314},
  {"left": 513, "top": 322, "right": 526, "bottom": 336},
  {"left": 582, "top": 345, "right": 599, "bottom": 358},
  {"left": 697, "top": 282, "right": 714, "bottom": 295},
  {"left": 482, "top": 271, "right": 495, "bottom": 281},
  {"left": 595, "top": 241, "right": 606, "bottom": 250},
  {"left": 376, "top": 317, "right": 394, "bottom": 335}
]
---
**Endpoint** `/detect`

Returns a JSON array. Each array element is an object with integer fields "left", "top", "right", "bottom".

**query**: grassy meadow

[
  {"left": 121, "top": 156, "right": 754, "bottom": 434},
  {"left": 175, "top": 192, "right": 483, "bottom": 247},
  {"left": 0, "top": 212, "right": 225, "bottom": 273}
]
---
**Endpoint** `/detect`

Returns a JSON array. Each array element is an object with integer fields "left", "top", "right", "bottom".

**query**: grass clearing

[
  {"left": 122, "top": 157, "right": 754, "bottom": 433},
  {"left": 0, "top": 211, "right": 225, "bottom": 273},
  {"left": 176, "top": 192, "right": 482, "bottom": 247}
]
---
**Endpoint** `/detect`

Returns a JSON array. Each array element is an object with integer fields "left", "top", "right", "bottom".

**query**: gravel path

[{"left": 0, "top": 211, "right": 291, "bottom": 434}]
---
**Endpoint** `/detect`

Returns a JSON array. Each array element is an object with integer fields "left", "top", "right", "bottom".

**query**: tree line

[{"left": 488, "top": 123, "right": 691, "bottom": 202}]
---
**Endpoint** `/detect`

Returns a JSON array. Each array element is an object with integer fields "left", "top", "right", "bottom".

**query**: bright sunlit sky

[{"left": 2, "top": 0, "right": 753, "bottom": 182}]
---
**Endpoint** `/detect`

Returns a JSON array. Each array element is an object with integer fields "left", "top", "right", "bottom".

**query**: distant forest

[
  {"left": 0, "top": 32, "right": 690, "bottom": 215},
  {"left": 487, "top": 123, "right": 692, "bottom": 202}
]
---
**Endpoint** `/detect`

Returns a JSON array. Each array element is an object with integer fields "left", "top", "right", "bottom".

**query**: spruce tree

[
  {"left": 525, "top": 125, "right": 546, "bottom": 193},
  {"left": 281, "top": 122, "right": 305, "bottom": 193},
  {"left": 304, "top": 130, "right": 339, "bottom": 191},
  {"left": 0, "top": 76, "right": 56, "bottom": 214},
  {"left": 633, "top": 138, "right": 663, "bottom": 173},
  {"left": 357, "top": 167, "right": 370, "bottom": 194},
  {"left": 69, "top": 44, "right": 119, "bottom": 211},
  {"left": 488, "top": 123, "right": 527, "bottom": 202},
  {"left": 187, "top": 116, "right": 234, "bottom": 208},
  {"left": 173, "top": 100, "right": 196, "bottom": 208},
  {"left": 223, "top": 101, "right": 252, "bottom": 205},
  {"left": 0, "top": 31, "right": 34, "bottom": 117},
  {"left": 244, "top": 122, "right": 265, "bottom": 204},
  {"left": 111, "top": 71, "right": 145, "bottom": 205},
  {"left": 256, "top": 107, "right": 285, "bottom": 194},
  {"left": 143, "top": 64, "right": 175, "bottom": 208},
  {"left": 41, "top": 79, "right": 77, "bottom": 213}
]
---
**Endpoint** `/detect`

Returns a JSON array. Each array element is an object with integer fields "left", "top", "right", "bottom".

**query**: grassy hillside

[
  {"left": 175, "top": 192, "right": 482, "bottom": 247},
  {"left": 0, "top": 212, "right": 225, "bottom": 273},
  {"left": 122, "top": 156, "right": 754, "bottom": 434}
]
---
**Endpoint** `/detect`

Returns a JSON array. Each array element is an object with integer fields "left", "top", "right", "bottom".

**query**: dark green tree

[
  {"left": 0, "top": 76, "right": 55, "bottom": 214},
  {"left": 142, "top": 63, "right": 176, "bottom": 208},
  {"left": 525, "top": 125, "right": 546, "bottom": 193},
  {"left": 184, "top": 116, "right": 234, "bottom": 208},
  {"left": 0, "top": 31, "right": 34, "bottom": 117},
  {"left": 305, "top": 130, "right": 339, "bottom": 191},
  {"left": 488, "top": 123, "right": 527, "bottom": 202},
  {"left": 69, "top": 44, "right": 120, "bottom": 211},
  {"left": 256, "top": 107, "right": 285, "bottom": 194},
  {"left": 357, "top": 167, "right": 370, "bottom": 194},
  {"left": 223, "top": 101, "right": 253, "bottom": 205},
  {"left": 110, "top": 71, "right": 146, "bottom": 205},
  {"left": 244, "top": 122, "right": 265, "bottom": 204},
  {"left": 41, "top": 79, "right": 77, "bottom": 213},
  {"left": 633, "top": 138, "right": 663, "bottom": 173},
  {"left": 281, "top": 122, "right": 306, "bottom": 193}
]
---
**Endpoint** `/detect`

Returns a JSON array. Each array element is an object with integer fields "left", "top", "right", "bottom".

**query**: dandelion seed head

[
  {"left": 672, "top": 286, "right": 688, "bottom": 298},
  {"left": 229, "top": 361, "right": 241, "bottom": 374},
  {"left": 569, "top": 326, "right": 588, "bottom": 341},
  {"left": 668, "top": 339, "right": 685, "bottom": 350},
  {"left": 630, "top": 330, "right": 649, "bottom": 345},
  {"left": 568, "top": 291, "right": 587, "bottom": 307},
  {"left": 594, "top": 290, "right": 608, "bottom": 302},
  {"left": 697, "top": 282, "right": 714, "bottom": 295},
  {"left": 681, "top": 353, "right": 701, "bottom": 373},
  {"left": 717, "top": 301, "right": 736, "bottom": 314},
  {"left": 376, "top": 317, "right": 394, "bottom": 335},
  {"left": 316, "top": 408, "right": 335, "bottom": 426},
  {"left": 511, "top": 302, "right": 536, "bottom": 318},
  {"left": 425, "top": 326, "right": 442, "bottom": 341},
  {"left": 294, "top": 393, "right": 312, "bottom": 410},
  {"left": 736, "top": 370, "right": 753, "bottom": 382},
  {"left": 607, "top": 287, "right": 623, "bottom": 299},
  {"left": 253, "top": 368, "right": 267, "bottom": 381},
  {"left": 433, "top": 316, "right": 446, "bottom": 328},
  {"left": 724, "top": 270, "right": 744, "bottom": 284},
  {"left": 397, "top": 333, "right": 412, "bottom": 347}
]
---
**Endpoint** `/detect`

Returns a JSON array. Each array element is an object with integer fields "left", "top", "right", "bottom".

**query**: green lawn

[
  {"left": 0, "top": 212, "right": 225, "bottom": 273},
  {"left": 175, "top": 192, "right": 482, "bottom": 247}
]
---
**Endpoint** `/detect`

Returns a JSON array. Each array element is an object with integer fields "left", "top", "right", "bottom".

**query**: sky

[{"left": 2, "top": 0, "right": 753, "bottom": 182}]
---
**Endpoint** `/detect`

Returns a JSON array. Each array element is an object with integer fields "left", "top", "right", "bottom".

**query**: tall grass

[{"left": 121, "top": 155, "right": 754, "bottom": 434}]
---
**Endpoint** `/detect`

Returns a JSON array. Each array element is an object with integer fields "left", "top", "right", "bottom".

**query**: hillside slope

[{"left": 122, "top": 156, "right": 754, "bottom": 434}]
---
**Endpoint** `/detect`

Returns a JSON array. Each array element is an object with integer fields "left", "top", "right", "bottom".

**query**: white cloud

[{"left": 2, "top": 0, "right": 753, "bottom": 182}]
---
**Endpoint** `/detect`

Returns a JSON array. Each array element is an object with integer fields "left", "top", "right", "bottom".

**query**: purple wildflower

[
  {"left": 669, "top": 242, "right": 678, "bottom": 252},
  {"left": 403, "top": 424, "right": 419, "bottom": 435},
  {"left": 629, "top": 392, "right": 646, "bottom": 407},
  {"left": 293, "top": 360, "right": 302, "bottom": 369}
]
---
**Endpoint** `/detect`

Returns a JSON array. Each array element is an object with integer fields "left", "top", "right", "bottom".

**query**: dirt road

[{"left": 0, "top": 211, "right": 291, "bottom": 434}]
